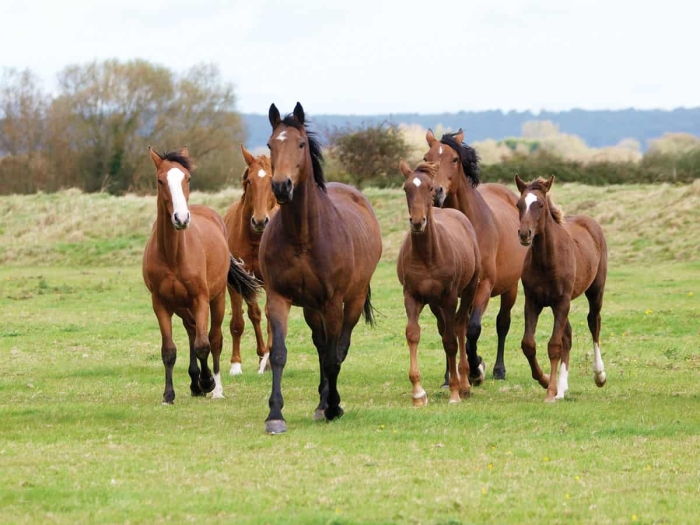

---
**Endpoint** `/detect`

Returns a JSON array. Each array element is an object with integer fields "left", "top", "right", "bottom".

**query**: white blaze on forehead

[
  {"left": 412, "top": 177, "right": 422, "bottom": 187},
  {"left": 438, "top": 146, "right": 443, "bottom": 155},
  {"left": 276, "top": 130, "right": 287, "bottom": 142},
  {"left": 167, "top": 168, "right": 189, "bottom": 218},
  {"left": 524, "top": 192, "right": 538, "bottom": 211},
  {"left": 257, "top": 169, "right": 267, "bottom": 178}
]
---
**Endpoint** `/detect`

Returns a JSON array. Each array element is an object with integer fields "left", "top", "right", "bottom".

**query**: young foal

[
  {"left": 223, "top": 145, "right": 278, "bottom": 376},
  {"left": 260, "top": 102, "right": 382, "bottom": 434},
  {"left": 515, "top": 175, "right": 608, "bottom": 402},
  {"left": 397, "top": 160, "right": 481, "bottom": 405},
  {"left": 143, "top": 147, "right": 260, "bottom": 404}
]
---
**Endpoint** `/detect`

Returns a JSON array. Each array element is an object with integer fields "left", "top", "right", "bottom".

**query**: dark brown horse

[
  {"left": 425, "top": 129, "right": 527, "bottom": 382},
  {"left": 397, "top": 160, "right": 481, "bottom": 405},
  {"left": 223, "top": 145, "right": 278, "bottom": 376},
  {"left": 142, "top": 147, "right": 260, "bottom": 404},
  {"left": 259, "top": 102, "right": 383, "bottom": 434},
  {"left": 515, "top": 175, "right": 608, "bottom": 402}
]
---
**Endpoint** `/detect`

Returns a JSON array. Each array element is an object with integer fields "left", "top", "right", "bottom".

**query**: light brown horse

[
  {"left": 223, "top": 145, "right": 278, "bottom": 376},
  {"left": 259, "top": 102, "right": 383, "bottom": 434},
  {"left": 397, "top": 160, "right": 481, "bottom": 405},
  {"left": 425, "top": 129, "right": 527, "bottom": 382},
  {"left": 142, "top": 147, "right": 260, "bottom": 404},
  {"left": 515, "top": 175, "right": 608, "bottom": 402}
]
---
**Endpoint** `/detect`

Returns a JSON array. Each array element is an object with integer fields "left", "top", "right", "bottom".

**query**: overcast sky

[{"left": 3, "top": 0, "right": 697, "bottom": 115}]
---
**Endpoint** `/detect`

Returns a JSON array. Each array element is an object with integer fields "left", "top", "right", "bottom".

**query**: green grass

[{"left": 1, "top": 260, "right": 700, "bottom": 524}]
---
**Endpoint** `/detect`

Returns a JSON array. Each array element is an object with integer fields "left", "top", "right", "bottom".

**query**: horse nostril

[
  {"left": 285, "top": 179, "right": 292, "bottom": 191},
  {"left": 264, "top": 216, "right": 270, "bottom": 226}
]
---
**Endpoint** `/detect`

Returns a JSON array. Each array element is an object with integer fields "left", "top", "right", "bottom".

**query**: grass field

[{"left": 1, "top": 185, "right": 699, "bottom": 524}]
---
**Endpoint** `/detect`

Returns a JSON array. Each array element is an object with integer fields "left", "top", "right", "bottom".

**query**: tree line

[{"left": 0, "top": 60, "right": 245, "bottom": 195}]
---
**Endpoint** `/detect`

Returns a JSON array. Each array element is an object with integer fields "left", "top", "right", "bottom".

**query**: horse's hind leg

[
  {"left": 586, "top": 283, "right": 607, "bottom": 387},
  {"left": 304, "top": 307, "right": 328, "bottom": 420},
  {"left": 456, "top": 272, "right": 480, "bottom": 398},
  {"left": 429, "top": 305, "right": 449, "bottom": 389},
  {"left": 152, "top": 296, "right": 176, "bottom": 404},
  {"left": 180, "top": 310, "right": 205, "bottom": 397},
  {"left": 545, "top": 301, "right": 570, "bottom": 403},
  {"left": 247, "top": 298, "right": 269, "bottom": 374},
  {"left": 228, "top": 287, "right": 245, "bottom": 376},
  {"left": 466, "top": 280, "right": 493, "bottom": 386},
  {"left": 439, "top": 302, "right": 462, "bottom": 404},
  {"left": 321, "top": 297, "right": 346, "bottom": 421},
  {"left": 209, "top": 292, "right": 226, "bottom": 399},
  {"left": 555, "top": 320, "right": 572, "bottom": 400},
  {"left": 493, "top": 285, "right": 517, "bottom": 380}
]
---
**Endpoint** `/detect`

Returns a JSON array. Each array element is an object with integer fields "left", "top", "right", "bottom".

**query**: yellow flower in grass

[
  {"left": 645, "top": 308, "right": 653, "bottom": 315},
  {"left": 488, "top": 463, "right": 493, "bottom": 470},
  {"left": 631, "top": 515, "right": 638, "bottom": 522},
  {"left": 543, "top": 456, "right": 550, "bottom": 462},
  {"left": 688, "top": 292, "right": 694, "bottom": 297}
]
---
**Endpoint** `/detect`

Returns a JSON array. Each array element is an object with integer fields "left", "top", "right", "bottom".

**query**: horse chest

[{"left": 269, "top": 254, "right": 327, "bottom": 307}]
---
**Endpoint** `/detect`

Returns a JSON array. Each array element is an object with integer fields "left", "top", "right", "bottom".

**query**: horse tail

[
  {"left": 362, "top": 284, "right": 377, "bottom": 327},
  {"left": 227, "top": 255, "right": 262, "bottom": 303}
]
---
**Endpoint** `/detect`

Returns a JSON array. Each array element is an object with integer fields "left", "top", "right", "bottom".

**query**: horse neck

[
  {"left": 156, "top": 199, "right": 185, "bottom": 264},
  {"left": 445, "top": 175, "right": 494, "bottom": 230},
  {"left": 278, "top": 162, "right": 322, "bottom": 247},
  {"left": 530, "top": 210, "right": 565, "bottom": 269},
  {"left": 409, "top": 212, "right": 440, "bottom": 263}
]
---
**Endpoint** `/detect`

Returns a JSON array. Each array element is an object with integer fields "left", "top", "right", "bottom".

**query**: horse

[
  {"left": 223, "top": 145, "right": 278, "bottom": 376},
  {"left": 397, "top": 160, "right": 481, "bottom": 405},
  {"left": 142, "top": 147, "right": 260, "bottom": 404},
  {"left": 259, "top": 102, "right": 383, "bottom": 434},
  {"left": 515, "top": 175, "right": 608, "bottom": 402},
  {"left": 424, "top": 129, "right": 527, "bottom": 382}
]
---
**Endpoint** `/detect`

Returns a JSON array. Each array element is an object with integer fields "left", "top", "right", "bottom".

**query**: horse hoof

[
  {"left": 198, "top": 377, "right": 216, "bottom": 394},
  {"left": 439, "top": 380, "right": 450, "bottom": 389},
  {"left": 493, "top": 367, "right": 506, "bottom": 380},
  {"left": 211, "top": 389, "right": 225, "bottom": 400},
  {"left": 412, "top": 392, "right": 428, "bottom": 407},
  {"left": 313, "top": 408, "right": 326, "bottom": 420},
  {"left": 265, "top": 419, "right": 287, "bottom": 434},
  {"left": 229, "top": 363, "right": 242, "bottom": 376},
  {"left": 190, "top": 389, "right": 206, "bottom": 397},
  {"left": 460, "top": 388, "right": 471, "bottom": 399},
  {"left": 448, "top": 397, "right": 461, "bottom": 404},
  {"left": 161, "top": 400, "right": 174, "bottom": 406},
  {"left": 594, "top": 371, "right": 607, "bottom": 387},
  {"left": 324, "top": 406, "right": 344, "bottom": 421},
  {"left": 544, "top": 395, "right": 556, "bottom": 403}
]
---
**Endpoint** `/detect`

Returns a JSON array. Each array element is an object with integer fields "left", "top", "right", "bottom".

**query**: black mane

[
  {"left": 280, "top": 115, "right": 326, "bottom": 192},
  {"left": 160, "top": 150, "right": 194, "bottom": 172},
  {"left": 440, "top": 133, "right": 480, "bottom": 187}
]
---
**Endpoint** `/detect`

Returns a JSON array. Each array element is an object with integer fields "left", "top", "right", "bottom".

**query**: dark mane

[
  {"left": 281, "top": 115, "right": 326, "bottom": 192},
  {"left": 160, "top": 150, "right": 194, "bottom": 172},
  {"left": 440, "top": 133, "right": 480, "bottom": 187}
]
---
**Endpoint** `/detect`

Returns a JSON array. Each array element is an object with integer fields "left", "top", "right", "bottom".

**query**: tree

[{"left": 327, "top": 122, "right": 411, "bottom": 188}]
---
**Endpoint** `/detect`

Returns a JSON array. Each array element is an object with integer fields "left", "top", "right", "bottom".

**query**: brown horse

[
  {"left": 142, "top": 147, "right": 260, "bottom": 404},
  {"left": 425, "top": 129, "right": 527, "bottom": 382},
  {"left": 397, "top": 160, "right": 481, "bottom": 405},
  {"left": 223, "top": 145, "right": 278, "bottom": 376},
  {"left": 515, "top": 175, "right": 608, "bottom": 402},
  {"left": 259, "top": 102, "right": 383, "bottom": 434}
]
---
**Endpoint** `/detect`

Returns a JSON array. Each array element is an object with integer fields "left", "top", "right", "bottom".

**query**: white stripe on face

[
  {"left": 438, "top": 146, "right": 443, "bottom": 155},
  {"left": 257, "top": 169, "right": 266, "bottom": 178},
  {"left": 167, "top": 168, "right": 189, "bottom": 222},
  {"left": 412, "top": 177, "right": 422, "bottom": 187},
  {"left": 524, "top": 192, "right": 538, "bottom": 212},
  {"left": 276, "top": 130, "right": 287, "bottom": 142}
]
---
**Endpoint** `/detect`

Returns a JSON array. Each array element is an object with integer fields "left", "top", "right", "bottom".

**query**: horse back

[{"left": 565, "top": 215, "right": 607, "bottom": 298}]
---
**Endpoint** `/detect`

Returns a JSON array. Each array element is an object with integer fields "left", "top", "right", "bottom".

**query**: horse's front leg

[
  {"left": 546, "top": 301, "right": 571, "bottom": 403},
  {"left": 152, "top": 296, "right": 176, "bottom": 404},
  {"left": 465, "top": 278, "right": 493, "bottom": 386},
  {"left": 265, "top": 291, "right": 292, "bottom": 434},
  {"left": 405, "top": 293, "right": 426, "bottom": 406},
  {"left": 521, "top": 294, "right": 547, "bottom": 389},
  {"left": 193, "top": 295, "right": 215, "bottom": 394}
]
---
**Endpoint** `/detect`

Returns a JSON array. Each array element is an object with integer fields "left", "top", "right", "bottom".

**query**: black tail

[
  {"left": 228, "top": 255, "right": 262, "bottom": 303},
  {"left": 362, "top": 285, "right": 377, "bottom": 327}
]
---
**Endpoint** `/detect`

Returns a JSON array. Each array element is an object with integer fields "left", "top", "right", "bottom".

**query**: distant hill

[{"left": 242, "top": 108, "right": 700, "bottom": 151}]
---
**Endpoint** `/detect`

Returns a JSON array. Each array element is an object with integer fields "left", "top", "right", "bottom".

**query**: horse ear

[
  {"left": 426, "top": 128, "right": 437, "bottom": 146},
  {"left": 293, "top": 102, "right": 305, "bottom": 124},
  {"left": 240, "top": 144, "right": 255, "bottom": 166},
  {"left": 149, "top": 146, "right": 163, "bottom": 169},
  {"left": 269, "top": 103, "right": 281, "bottom": 128},
  {"left": 543, "top": 175, "right": 555, "bottom": 192},
  {"left": 454, "top": 128, "right": 464, "bottom": 144},
  {"left": 399, "top": 159, "right": 413, "bottom": 179},
  {"left": 514, "top": 174, "right": 527, "bottom": 194}
]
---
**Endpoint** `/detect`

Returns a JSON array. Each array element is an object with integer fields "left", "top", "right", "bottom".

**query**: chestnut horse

[
  {"left": 397, "top": 160, "right": 481, "bottom": 405},
  {"left": 425, "top": 129, "right": 527, "bottom": 382},
  {"left": 143, "top": 147, "right": 260, "bottom": 404},
  {"left": 515, "top": 175, "right": 608, "bottom": 402},
  {"left": 260, "top": 102, "right": 382, "bottom": 434},
  {"left": 223, "top": 145, "right": 278, "bottom": 376}
]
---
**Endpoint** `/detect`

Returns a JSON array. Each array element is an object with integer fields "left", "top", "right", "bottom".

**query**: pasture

[{"left": 1, "top": 183, "right": 700, "bottom": 524}]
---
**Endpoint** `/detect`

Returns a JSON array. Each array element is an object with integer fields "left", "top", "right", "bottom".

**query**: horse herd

[{"left": 141, "top": 102, "right": 608, "bottom": 434}]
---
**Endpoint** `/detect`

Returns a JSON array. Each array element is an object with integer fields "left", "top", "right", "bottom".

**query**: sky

[{"left": 3, "top": 0, "right": 697, "bottom": 115}]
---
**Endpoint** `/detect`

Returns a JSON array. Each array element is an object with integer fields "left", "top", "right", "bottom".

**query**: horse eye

[
  {"left": 299, "top": 141, "right": 306, "bottom": 149},
  {"left": 266, "top": 143, "right": 271, "bottom": 149},
  {"left": 452, "top": 157, "right": 459, "bottom": 164},
  {"left": 158, "top": 180, "right": 163, "bottom": 185},
  {"left": 423, "top": 157, "right": 427, "bottom": 162}
]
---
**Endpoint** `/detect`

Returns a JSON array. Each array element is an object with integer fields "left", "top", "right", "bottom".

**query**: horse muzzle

[
  {"left": 433, "top": 187, "right": 446, "bottom": 208},
  {"left": 271, "top": 178, "right": 293, "bottom": 204},
  {"left": 250, "top": 215, "right": 270, "bottom": 234},
  {"left": 410, "top": 218, "right": 427, "bottom": 234},
  {"left": 518, "top": 230, "right": 532, "bottom": 246},
  {"left": 172, "top": 211, "right": 191, "bottom": 230}
]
